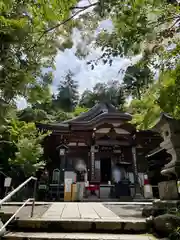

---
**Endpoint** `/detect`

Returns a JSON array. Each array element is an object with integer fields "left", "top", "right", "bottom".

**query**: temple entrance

[{"left": 100, "top": 158, "right": 111, "bottom": 183}]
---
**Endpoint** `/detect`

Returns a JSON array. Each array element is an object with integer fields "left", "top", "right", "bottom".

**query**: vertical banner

[{"left": 91, "top": 152, "right": 95, "bottom": 180}]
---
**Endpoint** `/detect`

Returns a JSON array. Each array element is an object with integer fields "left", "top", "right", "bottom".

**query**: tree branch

[
  {"left": 42, "top": 3, "right": 97, "bottom": 37},
  {"left": 169, "top": 17, "right": 180, "bottom": 29},
  {"left": 70, "top": 3, "right": 97, "bottom": 10},
  {"left": 28, "top": 2, "right": 97, "bottom": 51}
]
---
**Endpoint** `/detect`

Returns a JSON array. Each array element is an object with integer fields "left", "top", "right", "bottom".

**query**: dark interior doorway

[{"left": 100, "top": 158, "right": 111, "bottom": 183}]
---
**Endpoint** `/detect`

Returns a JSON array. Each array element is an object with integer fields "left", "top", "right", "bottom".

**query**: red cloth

[
  {"left": 144, "top": 179, "right": 149, "bottom": 185},
  {"left": 86, "top": 185, "right": 99, "bottom": 191}
]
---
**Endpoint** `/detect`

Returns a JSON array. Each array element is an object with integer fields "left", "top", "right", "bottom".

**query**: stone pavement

[
  {"left": 41, "top": 203, "right": 120, "bottom": 220},
  {"left": 4, "top": 232, "right": 158, "bottom": 240},
  {"left": 1, "top": 202, "right": 148, "bottom": 220},
  {"left": 2, "top": 201, "right": 153, "bottom": 205}
]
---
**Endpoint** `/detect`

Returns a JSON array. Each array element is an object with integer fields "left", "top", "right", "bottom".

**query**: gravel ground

[
  {"left": 103, "top": 204, "right": 145, "bottom": 219},
  {"left": 1, "top": 204, "right": 50, "bottom": 219}
]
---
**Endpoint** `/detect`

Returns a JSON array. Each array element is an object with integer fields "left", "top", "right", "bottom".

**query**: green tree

[
  {"left": 128, "top": 83, "right": 162, "bottom": 129},
  {"left": 96, "top": 0, "right": 179, "bottom": 61},
  {"left": 7, "top": 119, "right": 50, "bottom": 178},
  {"left": 157, "top": 63, "right": 180, "bottom": 118},
  {"left": 79, "top": 81, "right": 125, "bottom": 109},
  {"left": 17, "top": 107, "right": 50, "bottom": 123},
  {"left": 0, "top": 0, "right": 78, "bottom": 121},
  {"left": 123, "top": 61, "right": 154, "bottom": 99},
  {"left": 79, "top": 90, "right": 95, "bottom": 108},
  {"left": 128, "top": 64, "right": 180, "bottom": 129},
  {"left": 54, "top": 70, "right": 79, "bottom": 112}
]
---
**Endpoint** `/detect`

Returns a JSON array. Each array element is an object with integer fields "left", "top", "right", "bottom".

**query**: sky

[{"left": 16, "top": 0, "right": 140, "bottom": 109}]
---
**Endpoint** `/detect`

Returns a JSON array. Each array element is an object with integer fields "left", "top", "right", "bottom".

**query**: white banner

[
  {"left": 4, "top": 177, "right": 11, "bottom": 187},
  {"left": 65, "top": 179, "right": 72, "bottom": 192}
]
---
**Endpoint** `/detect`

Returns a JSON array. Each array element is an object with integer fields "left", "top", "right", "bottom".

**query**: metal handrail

[
  {"left": 0, "top": 198, "right": 33, "bottom": 234},
  {"left": 0, "top": 176, "right": 37, "bottom": 206},
  {"left": 0, "top": 176, "right": 37, "bottom": 235}
]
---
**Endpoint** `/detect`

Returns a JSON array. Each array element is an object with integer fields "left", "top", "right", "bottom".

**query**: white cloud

[
  {"left": 53, "top": 38, "right": 141, "bottom": 95},
  {"left": 53, "top": 17, "right": 141, "bottom": 94}
]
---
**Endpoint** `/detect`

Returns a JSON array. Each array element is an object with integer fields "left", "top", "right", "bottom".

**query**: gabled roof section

[
  {"left": 63, "top": 102, "right": 132, "bottom": 124},
  {"left": 36, "top": 102, "right": 132, "bottom": 131},
  {"left": 36, "top": 122, "right": 69, "bottom": 131}
]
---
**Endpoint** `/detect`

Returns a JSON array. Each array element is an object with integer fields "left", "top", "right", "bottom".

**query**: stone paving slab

[
  {"left": 104, "top": 204, "right": 144, "bottom": 220},
  {"left": 41, "top": 203, "right": 121, "bottom": 220},
  {"left": 62, "top": 203, "right": 80, "bottom": 219},
  {"left": 4, "top": 232, "right": 158, "bottom": 240},
  {"left": 78, "top": 203, "right": 99, "bottom": 219},
  {"left": 0, "top": 205, "right": 50, "bottom": 219},
  {"left": 92, "top": 203, "right": 120, "bottom": 219},
  {"left": 41, "top": 203, "right": 65, "bottom": 219}
]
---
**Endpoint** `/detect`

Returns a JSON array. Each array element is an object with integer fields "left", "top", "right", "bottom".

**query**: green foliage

[
  {"left": 74, "top": 12, "right": 102, "bottom": 59},
  {"left": 0, "top": 0, "right": 78, "bottom": 122},
  {"left": 158, "top": 63, "right": 180, "bottom": 118},
  {"left": 7, "top": 119, "right": 50, "bottom": 177},
  {"left": 54, "top": 70, "right": 79, "bottom": 112},
  {"left": 85, "top": 0, "right": 180, "bottom": 129},
  {"left": 17, "top": 107, "right": 50, "bottom": 123},
  {"left": 96, "top": 0, "right": 179, "bottom": 60},
  {"left": 129, "top": 83, "right": 162, "bottom": 129},
  {"left": 79, "top": 81, "right": 125, "bottom": 109},
  {"left": 123, "top": 61, "right": 154, "bottom": 99},
  {"left": 52, "top": 110, "right": 73, "bottom": 122},
  {"left": 129, "top": 63, "right": 180, "bottom": 129},
  {"left": 74, "top": 106, "right": 89, "bottom": 116}
]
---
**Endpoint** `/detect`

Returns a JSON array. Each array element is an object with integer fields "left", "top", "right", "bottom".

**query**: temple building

[{"left": 36, "top": 102, "right": 162, "bottom": 200}]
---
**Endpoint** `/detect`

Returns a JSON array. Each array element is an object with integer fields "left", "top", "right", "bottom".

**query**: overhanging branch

[
  {"left": 28, "top": 2, "right": 98, "bottom": 51},
  {"left": 43, "top": 2, "right": 97, "bottom": 34}
]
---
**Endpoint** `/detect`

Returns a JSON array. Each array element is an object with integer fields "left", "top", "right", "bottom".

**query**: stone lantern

[
  {"left": 153, "top": 113, "right": 180, "bottom": 200},
  {"left": 153, "top": 113, "right": 180, "bottom": 178}
]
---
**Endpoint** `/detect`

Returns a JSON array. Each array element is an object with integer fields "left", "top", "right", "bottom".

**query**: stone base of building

[{"left": 158, "top": 180, "right": 179, "bottom": 200}]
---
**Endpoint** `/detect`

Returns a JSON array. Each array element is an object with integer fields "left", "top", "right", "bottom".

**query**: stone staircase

[{"left": 1, "top": 203, "right": 157, "bottom": 240}]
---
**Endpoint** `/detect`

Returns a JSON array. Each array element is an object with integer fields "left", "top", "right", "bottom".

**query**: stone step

[
  {"left": 9, "top": 218, "right": 148, "bottom": 234},
  {"left": 3, "top": 232, "right": 157, "bottom": 240}
]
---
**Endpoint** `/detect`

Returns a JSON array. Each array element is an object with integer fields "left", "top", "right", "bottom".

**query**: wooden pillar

[
  {"left": 132, "top": 142, "right": 143, "bottom": 199},
  {"left": 87, "top": 151, "right": 91, "bottom": 181},
  {"left": 91, "top": 146, "right": 95, "bottom": 181},
  {"left": 60, "top": 155, "right": 65, "bottom": 183},
  {"left": 90, "top": 128, "right": 96, "bottom": 182}
]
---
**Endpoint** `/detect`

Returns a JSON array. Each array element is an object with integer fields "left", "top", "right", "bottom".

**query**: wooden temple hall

[{"left": 36, "top": 102, "right": 163, "bottom": 200}]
